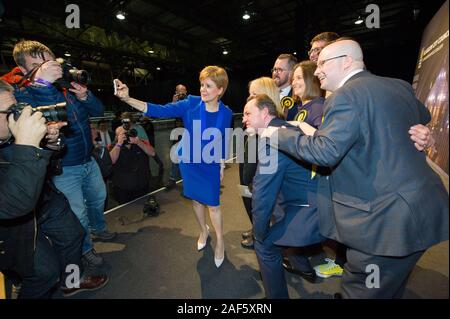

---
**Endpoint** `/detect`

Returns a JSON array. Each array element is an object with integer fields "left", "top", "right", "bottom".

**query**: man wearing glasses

[
  {"left": 262, "top": 39, "right": 448, "bottom": 298},
  {"left": 308, "top": 32, "right": 340, "bottom": 63},
  {"left": 271, "top": 54, "right": 299, "bottom": 120}
]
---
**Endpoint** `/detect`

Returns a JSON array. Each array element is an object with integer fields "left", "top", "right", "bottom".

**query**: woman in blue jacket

[{"left": 115, "top": 66, "right": 232, "bottom": 268}]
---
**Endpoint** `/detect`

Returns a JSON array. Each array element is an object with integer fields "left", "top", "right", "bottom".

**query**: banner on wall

[{"left": 412, "top": 0, "right": 449, "bottom": 175}]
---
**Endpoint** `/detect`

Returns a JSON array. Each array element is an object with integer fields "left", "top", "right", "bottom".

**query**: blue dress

[{"left": 145, "top": 95, "right": 233, "bottom": 206}]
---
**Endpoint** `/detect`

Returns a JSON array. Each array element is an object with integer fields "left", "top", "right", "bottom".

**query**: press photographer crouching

[
  {"left": 110, "top": 113, "right": 156, "bottom": 205},
  {"left": 0, "top": 80, "right": 108, "bottom": 298}
]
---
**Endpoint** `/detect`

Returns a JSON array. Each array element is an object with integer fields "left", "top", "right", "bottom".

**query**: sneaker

[
  {"left": 91, "top": 230, "right": 117, "bottom": 241},
  {"left": 62, "top": 274, "right": 109, "bottom": 297},
  {"left": 82, "top": 249, "right": 104, "bottom": 268},
  {"left": 313, "top": 258, "right": 343, "bottom": 278}
]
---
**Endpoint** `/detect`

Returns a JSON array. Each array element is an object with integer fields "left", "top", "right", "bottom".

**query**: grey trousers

[{"left": 340, "top": 247, "right": 424, "bottom": 299}]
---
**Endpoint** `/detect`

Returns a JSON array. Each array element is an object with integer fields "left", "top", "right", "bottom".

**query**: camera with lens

[
  {"left": 121, "top": 119, "right": 138, "bottom": 144},
  {"left": 2, "top": 102, "right": 67, "bottom": 122},
  {"left": 143, "top": 195, "right": 160, "bottom": 217},
  {"left": 175, "top": 92, "right": 187, "bottom": 101},
  {"left": 54, "top": 58, "right": 90, "bottom": 88}
]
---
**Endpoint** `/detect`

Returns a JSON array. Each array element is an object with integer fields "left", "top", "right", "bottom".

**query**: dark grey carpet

[{"left": 64, "top": 164, "right": 448, "bottom": 299}]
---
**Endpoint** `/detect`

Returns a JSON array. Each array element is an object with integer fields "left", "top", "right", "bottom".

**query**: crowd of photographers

[{"left": 0, "top": 40, "right": 173, "bottom": 298}]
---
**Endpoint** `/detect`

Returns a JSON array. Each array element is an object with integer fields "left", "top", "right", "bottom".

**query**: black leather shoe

[
  {"left": 241, "top": 237, "right": 254, "bottom": 249},
  {"left": 282, "top": 257, "right": 317, "bottom": 283},
  {"left": 242, "top": 229, "right": 253, "bottom": 239}
]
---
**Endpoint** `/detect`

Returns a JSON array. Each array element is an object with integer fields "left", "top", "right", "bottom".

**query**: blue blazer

[
  {"left": 145, "top": 95, "right": 233, "bottom": 164},
  {"left": 252, "top": 117, "right": 323, "bottom": 246}
]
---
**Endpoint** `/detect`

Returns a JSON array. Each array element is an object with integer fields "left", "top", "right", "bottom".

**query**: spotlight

[
  {"left": 64, "top": 52, "right": 71, "bottom": 57},
  {"left": 156, "top": 67, "right": 161, "bottom": 71},
  {"left": 116, "top": 11, "right": 126, "bottom": 20},
  {"left": 222, "top": 49, "right": 229, "bottom": 55},
  {"left": 242, "top": 12, "right": 250, "bottom": 20},
  {"left": 355, "top": 16, "right": 364, "bottom": 25},
  {"left": 148, "top": 49, "right": 154, "bottom": 54},
  {"left": 293, "top": 52, "right": 297, "bottom": 56}
]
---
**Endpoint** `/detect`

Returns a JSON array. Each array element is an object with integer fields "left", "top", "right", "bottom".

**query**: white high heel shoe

[
  {"left": 197, "top": 225, "right": 210, "bottom": 251},
  {"left": 214, "top": 242, "right": 225, "bottom": 268}
]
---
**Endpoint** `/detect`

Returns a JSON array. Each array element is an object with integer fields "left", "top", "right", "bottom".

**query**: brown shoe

[{"left": 62, "top": 274, "right": 109, "bottom": 297}]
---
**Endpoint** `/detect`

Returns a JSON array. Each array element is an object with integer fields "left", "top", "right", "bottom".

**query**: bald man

[
  {"left": 172, "top": 84, "right": 188, "bottom": 102},
  {"left": 262, "top": 39, "right": 448, "bottom": 298}
]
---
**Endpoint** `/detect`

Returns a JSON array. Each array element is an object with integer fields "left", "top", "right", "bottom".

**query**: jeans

[
  {"left": 170, "top": 163, "right": 181, "bottom": 181},
  {"left": 53, "top": 158, "right": 107, "bottom": 254}
]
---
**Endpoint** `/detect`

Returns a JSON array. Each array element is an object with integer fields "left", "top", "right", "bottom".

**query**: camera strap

[{"left": 17, "top": 64, "right": 43, "bottom": 88}]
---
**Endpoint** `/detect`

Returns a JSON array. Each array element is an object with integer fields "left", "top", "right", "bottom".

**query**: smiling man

[{"left": 261, "top": 39, "right": 448, "bottom": 298}]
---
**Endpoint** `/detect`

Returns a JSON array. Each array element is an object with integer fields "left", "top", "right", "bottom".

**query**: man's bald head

[
  {"left": 314, "top": 39, "right": 366, "bottom": 92},
  {"left": 175, "top": 84, "right": 187, "bottom": 94},
  {"left": 321, "top": 39, "right": 365, "bottom": 67}
]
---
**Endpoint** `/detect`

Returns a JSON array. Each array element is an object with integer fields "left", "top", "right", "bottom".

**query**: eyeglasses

[
  {"left": 316, "top": 55, "right": 347, "bottom": 68},
  {"left": 271, "top": 68, "right": 287, "bottom": 73},
  {"left": 308, "top": 47, "right": 322, "bottom": 56}
]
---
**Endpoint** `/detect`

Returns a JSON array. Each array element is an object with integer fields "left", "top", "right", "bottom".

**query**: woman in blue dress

[{"left": 114, "top": 66, "right": 233, "bottom": 268}]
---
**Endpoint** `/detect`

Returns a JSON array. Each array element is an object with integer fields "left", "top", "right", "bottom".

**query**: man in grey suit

[{"left": 261, "top": 39, "right": 448, "bottom": 298}]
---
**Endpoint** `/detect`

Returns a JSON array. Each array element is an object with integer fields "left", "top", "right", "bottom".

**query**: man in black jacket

[{"left": 0, "top": 80, "right": 108, "bottom": 298}]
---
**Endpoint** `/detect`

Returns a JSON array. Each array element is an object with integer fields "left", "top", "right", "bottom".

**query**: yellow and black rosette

[
  {"left": 281, "top": 96, "right": 294, "bottom": 110},
  {"left": 295, "top": 110, "right": 308, "bottom": 122}
]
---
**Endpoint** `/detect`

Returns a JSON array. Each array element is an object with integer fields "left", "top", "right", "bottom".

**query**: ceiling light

[
  {"left": 148, "top": 50, "right": 154, "bottom": 54},
  {"left": 116, "top": 11, "right": 126, "bottom": 20},
  {"left": 242, "top": 12, "right": 250, "bottom": 20},
  {"left": 222, "top": 49, "right": 229, "bottom": 55},
  {"left": 64, "top": 52, "right": 71, "bottom": 57},
  {"left": 293, "top": 52, "right": 297, "bottom": 56},
  {"left": 156, "top": 67, "right": 161, "bottom": 71},
  {"left": 355, "top": 16, "right": 364, "bottom": 25}
]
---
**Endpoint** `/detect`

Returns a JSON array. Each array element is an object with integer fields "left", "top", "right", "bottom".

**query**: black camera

[
  {"left": 143, "top": 195, "right": 160, "bottom": 217},
  {"left": 1, "top": 102, "right": 67, "bottom": 122},
  {"left": 54, "top": 58, "right": 90, "bottom": 88},
  {"left": 122, "top": 119, "right": 138, "bottom": 144},
  {"left": 175, "top": 92, "right": 187, "bottom": 101}
]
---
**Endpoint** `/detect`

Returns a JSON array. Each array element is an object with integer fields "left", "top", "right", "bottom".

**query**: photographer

[
  {"left": 166, "top": 84, "right": 187, "bottom": 189},
  {"left": 110, "top": 115, "right": 155, "bottom": 204},
  {"left": 0, "top": 80, "right": 108, "bottom": 298},
  {"left": 172, "top": 84, "right": 187, "bottom": 103},
  {"left": 1, "top": 40, "right": 116, "bottom": 268}
]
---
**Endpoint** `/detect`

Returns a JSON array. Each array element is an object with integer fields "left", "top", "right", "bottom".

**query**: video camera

[
  {"left": 121, "top": 118, "right": 138, "bottom": 144},
  {"left": 54, "top": 58, "right": 90, "bottom": 88},
  {"left": 174, "top": 92, "right": 187, "bottom": 101},
  {"left": 0, "top": 102, "right": 67, "bottom": 122}
]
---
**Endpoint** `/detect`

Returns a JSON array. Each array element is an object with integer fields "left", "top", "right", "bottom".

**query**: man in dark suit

[
  {"left": 271, "top": 54, "right": 300, "bottom": 121},
  {"left": 243, "top": 94, "right": 323, "bottom": 299},
  {"left": 261, "top": 39, "right": 448, "bottom": 298}
]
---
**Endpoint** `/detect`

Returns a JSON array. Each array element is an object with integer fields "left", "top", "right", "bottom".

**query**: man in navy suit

[
  {"left": 261, "top": 39, "right": 448, "bottom": 298},
  {"left": 243, "top": 94, "right": 323, "bottom": 299}
]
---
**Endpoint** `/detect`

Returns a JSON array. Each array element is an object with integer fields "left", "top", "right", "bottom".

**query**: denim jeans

[
  {"left": 169, "top": 163, "right": 181, "bottom": 181},
  {"left": 53, "top": 158, "right": 107, "bottom": 254}
]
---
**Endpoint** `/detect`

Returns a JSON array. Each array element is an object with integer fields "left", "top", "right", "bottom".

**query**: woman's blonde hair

[
  {"left": 248, "top": 77, "right": 283, "bottom": 118},
  {"left": 199, "top": 66, "right": 228, "bottom": 98}
]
